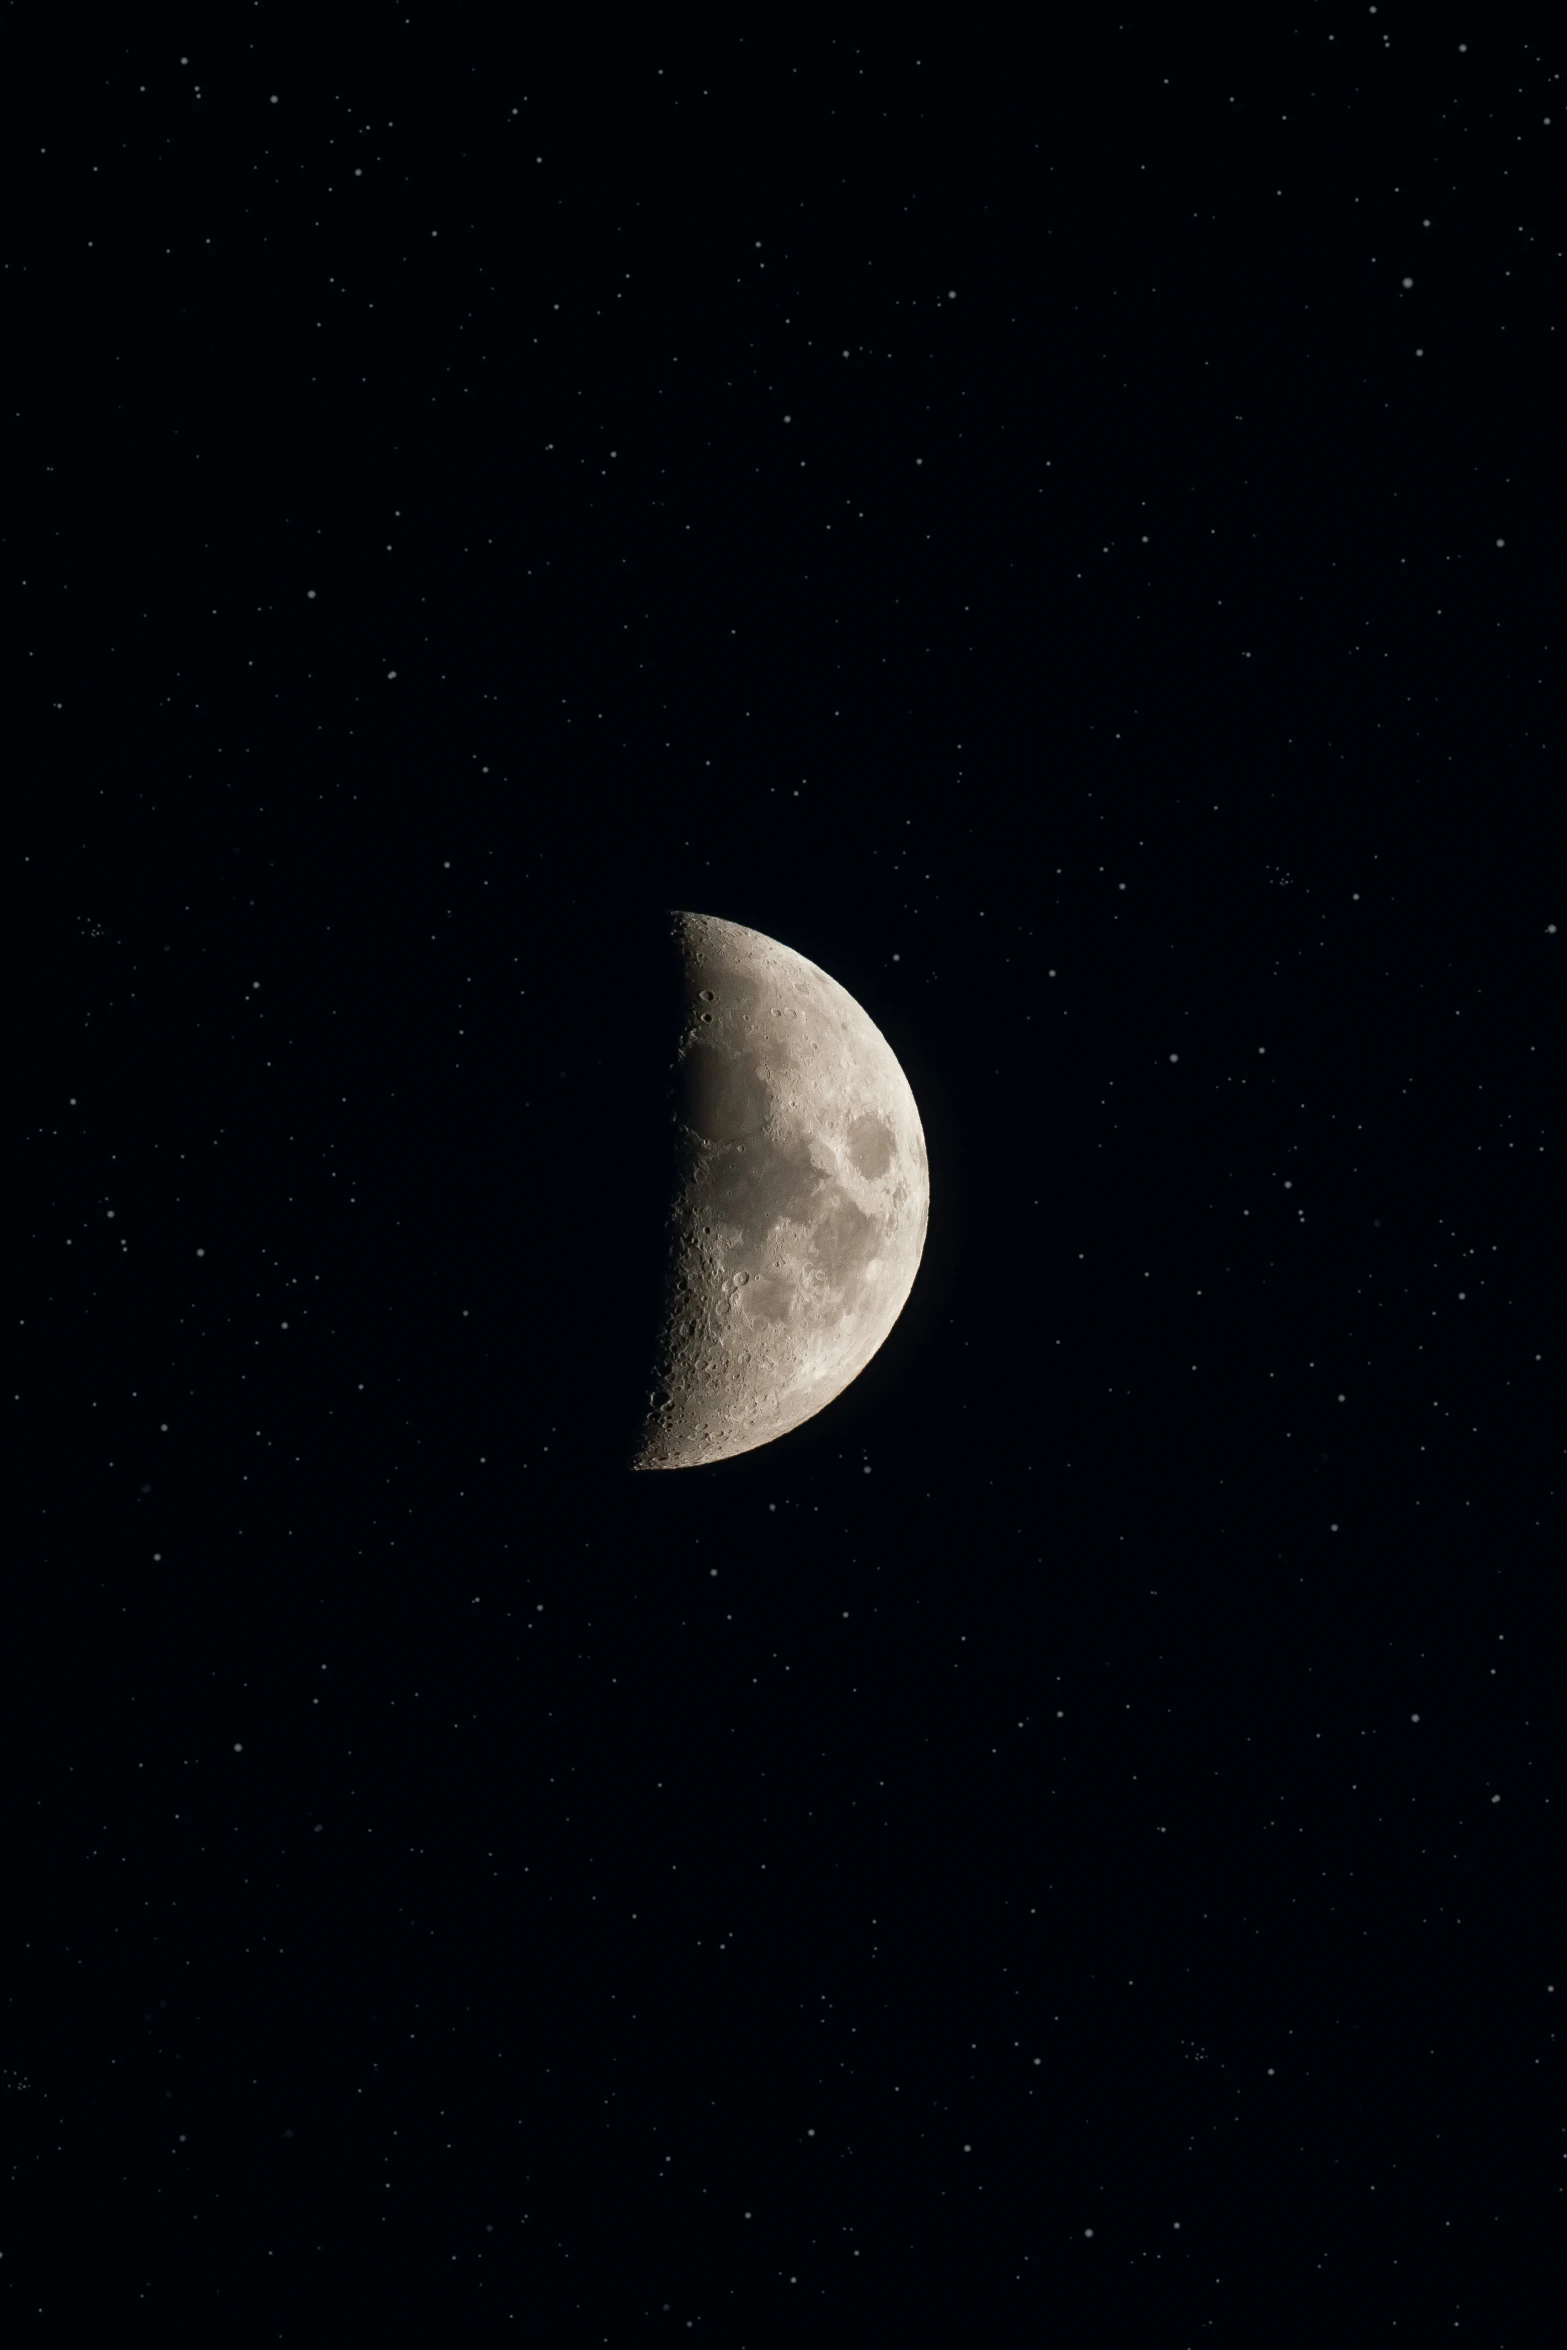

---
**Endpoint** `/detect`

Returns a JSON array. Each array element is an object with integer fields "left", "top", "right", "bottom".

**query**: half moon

[{"left": 632, "top": 911, "right": 929, "bottom": 1470}]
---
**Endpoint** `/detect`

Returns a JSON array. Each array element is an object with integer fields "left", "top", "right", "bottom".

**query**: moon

[{"left": 632, "top": 911, "right": 929, "bottom": 1470}]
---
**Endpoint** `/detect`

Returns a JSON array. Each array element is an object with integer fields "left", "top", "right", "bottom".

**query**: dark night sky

[{"left": 10, "top": 18, "right": 1562, "bottom": 2343}]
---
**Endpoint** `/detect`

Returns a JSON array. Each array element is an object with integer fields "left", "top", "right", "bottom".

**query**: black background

[{"left": 9, "top": 17, "right": 1563, "bottom": 2344}]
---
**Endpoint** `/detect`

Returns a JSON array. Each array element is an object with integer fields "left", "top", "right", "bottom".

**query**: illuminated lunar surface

[{"left": 633, "top": 911, "right": 929, "bottom": 1470}]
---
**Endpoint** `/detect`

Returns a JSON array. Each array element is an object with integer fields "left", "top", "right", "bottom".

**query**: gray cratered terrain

[{"left": 632, "top": 911, "right": 929, "bottom": 1470}]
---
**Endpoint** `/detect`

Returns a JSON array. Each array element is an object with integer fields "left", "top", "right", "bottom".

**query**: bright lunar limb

[{"left": 632, "top": 911, "right": 929, "bottom": 1470}]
